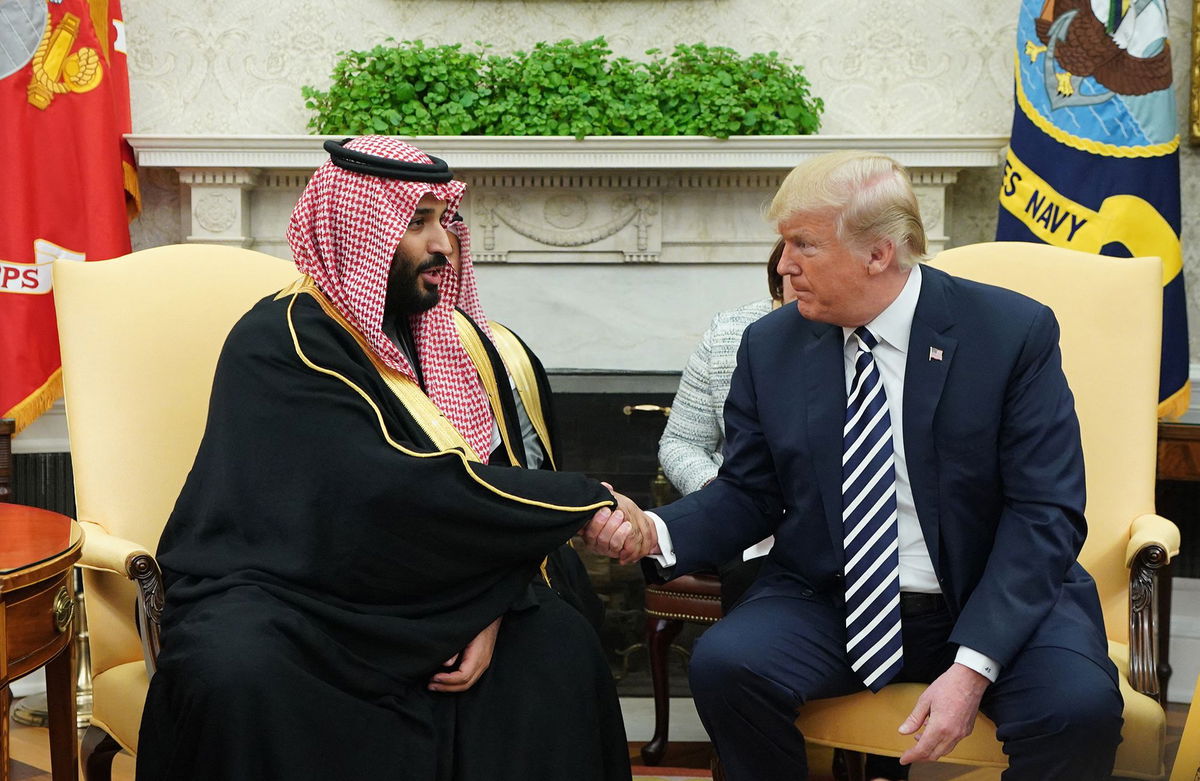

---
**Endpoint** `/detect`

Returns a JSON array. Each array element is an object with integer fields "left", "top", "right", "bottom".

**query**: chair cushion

[
  {"left": 793, "top": 642, "right": 1165, "bottom": 779},
  {"left": 645, "top": 573, "right": 724, "bottom": 623},
  {"left": 90, "top": 660, "right": 149, "bottom": 754}
]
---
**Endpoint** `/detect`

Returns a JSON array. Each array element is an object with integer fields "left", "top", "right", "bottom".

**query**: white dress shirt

[{"left": 649, "top": 265, "right": 1000, "bottom": 682}]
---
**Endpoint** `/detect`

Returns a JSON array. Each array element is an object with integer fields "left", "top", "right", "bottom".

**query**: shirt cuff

[
  {"left": 646, "top": 511, "right": 677, "bottom": 568},
  {"left": 955, "top": 646, "right": 1000, "bottom": 683}
]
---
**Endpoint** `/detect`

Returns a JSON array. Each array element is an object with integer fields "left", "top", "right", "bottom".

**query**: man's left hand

[
  {"left": 428, "top": 616, "right": 502, "bottom": 693},
  {"left": 897, "top": 662, "right": 989, "bottom": 765}
]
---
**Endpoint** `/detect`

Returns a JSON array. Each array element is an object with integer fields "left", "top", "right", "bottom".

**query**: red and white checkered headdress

[
  {"left": 445, "top": 218, "right": 494, "bottom": 342},
  {"left": 287, "top": 136, "right": 495, "bottom": 461}
]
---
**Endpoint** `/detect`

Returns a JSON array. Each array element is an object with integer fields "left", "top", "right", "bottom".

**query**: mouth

[{"left": 417, "top": 258, "right": 448, "bottom": 288}]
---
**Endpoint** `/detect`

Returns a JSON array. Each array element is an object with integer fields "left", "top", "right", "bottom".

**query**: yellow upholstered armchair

[
  {"left": 793, "top": 242, "right": 1180, "bottom": 780},
  {"left": 54, "top": 244, "right": 298, "bottom": 779}
]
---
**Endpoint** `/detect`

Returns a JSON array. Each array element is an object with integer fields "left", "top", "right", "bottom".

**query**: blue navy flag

[{"left": 997, "top": 0, "right": 1188, "bottom": 418}]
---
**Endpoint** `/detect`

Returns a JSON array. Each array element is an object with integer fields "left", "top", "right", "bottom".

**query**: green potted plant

[{"left": 302, "top": 37, "right": 823, "bottom": 140}]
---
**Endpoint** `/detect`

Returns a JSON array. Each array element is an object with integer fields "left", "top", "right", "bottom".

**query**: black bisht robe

[{"left": 136, "top": 288, "right": 630, "bottom": 781}]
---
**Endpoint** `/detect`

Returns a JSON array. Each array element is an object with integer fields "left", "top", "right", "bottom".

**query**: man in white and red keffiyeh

[
  {"left": 288, "top": 136, "right": 496, "bottom": 461},
  {"left": 137, "top": 137, "right": 641, "bottom": 781}
]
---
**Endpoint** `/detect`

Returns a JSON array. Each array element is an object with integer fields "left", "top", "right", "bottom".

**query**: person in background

[{"left": 657, "top": 239, "right": 789, "bottom": 613}]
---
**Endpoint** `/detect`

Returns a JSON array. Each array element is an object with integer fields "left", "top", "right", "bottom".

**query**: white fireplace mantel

[
  {"left": 127, "top": 134, "right": 1008, "bottom": 255},
  {"left": 127, "top": 134, "right": 1008, "bottom": 172},
  {"left": 125, "top": 134, "right": 1009, "bottom": 373}
]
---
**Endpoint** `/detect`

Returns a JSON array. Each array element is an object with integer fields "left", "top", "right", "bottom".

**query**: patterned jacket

[{"left": 659, "top": 298, "right": 774, "bottom": 495}]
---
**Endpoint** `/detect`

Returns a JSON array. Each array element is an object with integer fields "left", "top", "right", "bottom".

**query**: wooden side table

[
  {"left": 1, "top": 504, "right": 82, "bottom": 781},
  {"left": 1157, "top": 422, "right": 1200, "bottom": 481}
]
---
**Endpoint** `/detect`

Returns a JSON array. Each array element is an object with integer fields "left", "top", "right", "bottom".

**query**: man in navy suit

[{"left": 584, "top": 151, "right": 1122, "bottom": 780}]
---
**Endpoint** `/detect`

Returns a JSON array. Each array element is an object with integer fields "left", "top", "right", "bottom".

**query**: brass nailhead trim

[
  {"left": 647, "top": 591, "right": 722, "bottom": 602},
  {"left": 644, "top": 608, "right": 720, "bottom": 624}
]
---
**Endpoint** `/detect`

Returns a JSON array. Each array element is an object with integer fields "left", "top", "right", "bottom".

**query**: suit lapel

[
  {"left": 805, "top": 320, "right": 849, "bottom": 567},
  {"left": 903, "top": 266, "right": 957, "bottom": 577}
]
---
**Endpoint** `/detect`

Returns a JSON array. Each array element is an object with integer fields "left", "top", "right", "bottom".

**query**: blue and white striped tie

[{"left": 842, "top": 326, "right": 903, "bottom": 692}]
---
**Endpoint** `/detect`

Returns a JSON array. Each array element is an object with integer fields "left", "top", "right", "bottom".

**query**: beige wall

[{"left": 124, "top": 0, "right": 1200, "bottom": 361}]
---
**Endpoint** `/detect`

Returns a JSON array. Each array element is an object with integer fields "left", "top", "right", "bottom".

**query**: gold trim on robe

[
  {"left": 277, "top": 277, "right": 612, "bottom": 515},
  {"left": 452, "top": 311, "right": 521, "bottom": 467},
  {"left": 488, "top": 321, "right": 557, "bottom": 470}
]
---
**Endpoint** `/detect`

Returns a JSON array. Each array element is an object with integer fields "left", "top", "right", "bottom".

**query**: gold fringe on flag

[
  {"left": 1158, "top": 382, "right": 1191, "bottom": 421},
  {"left": 2, "top": 368, "right": 63, "bottom": 435},
  {"left": 124, "top": 160, "right": 141, "bottom": 221}
]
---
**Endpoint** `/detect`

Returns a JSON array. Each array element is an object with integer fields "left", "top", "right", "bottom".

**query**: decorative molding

[
  {"left": 127, "top": 134, "right": 1009, "bottom": 171},
  {"left": 543, "top": 194, "right": 589, "bottom": 230},
  {"left": 258, "top": 172, "right": 312, "bottom": 190},
  {"left": 677, "top": 173, "right": 788, "bottom": 189},
  {"left": 176, "top": 168, "right": 259, "bottom": 186},
  {"left": 623, "top": 252, "right": 661, "bottom": 264},
  {"left": 127, "top": 134, "right": 1008, "bottom": 266},
  {"left": 473, "top": 252, "right": 509, "bottom": 264},
  {"left": 464, "top": 173, "right": 669, "bottom": 189},
  {"left": 192, "top": 191, "right": 238, "bottom": 233},
  {"left": 489, "top": 193, "right": 657, "bottom": 248},
  {"left": 177, "top": 166, "right": 258, "bottom": 247},
  {"left": 470, "top": 189, "right": 662, "bottom": 262},
  {"left": 914, "top": 186, "right": 950, "bottom": 253},
  {"left": 910, "top": 170, "right": 963, "bottom": 187}
]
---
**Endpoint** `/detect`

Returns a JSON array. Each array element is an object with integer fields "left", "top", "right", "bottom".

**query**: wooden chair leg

[
  {"left": 81, "top": 724, "right": 123, "bottom": 781},
  {"left": 639, "top": 614, "right": 684, "bottom": 766}
]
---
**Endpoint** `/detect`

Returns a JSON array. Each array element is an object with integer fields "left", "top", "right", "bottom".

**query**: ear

[{"left": 865, "top": 238, "right": 896, "bottom": 276}]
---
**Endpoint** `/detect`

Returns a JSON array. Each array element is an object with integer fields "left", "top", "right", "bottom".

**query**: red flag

[{"left": 0, "top": 0, "right": 139, "bottom": 433}]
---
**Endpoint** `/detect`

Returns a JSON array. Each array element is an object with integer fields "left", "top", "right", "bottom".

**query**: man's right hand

[{"left": 581, "top": 486, "right": 659, "bottom": 564}]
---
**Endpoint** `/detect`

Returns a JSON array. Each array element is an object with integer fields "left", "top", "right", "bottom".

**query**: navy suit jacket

[{"left": 656, "top": 265, "right": 1112, "bottom": 673}]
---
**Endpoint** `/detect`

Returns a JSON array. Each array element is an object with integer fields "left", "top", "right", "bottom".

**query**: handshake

[{"left": 580, "top": 484, "right": 660, "bottom": 565}]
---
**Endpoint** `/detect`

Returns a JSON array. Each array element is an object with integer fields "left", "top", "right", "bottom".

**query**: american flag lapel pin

[{"left": 929, "top": 346, "right": 943, "bottom": 362}]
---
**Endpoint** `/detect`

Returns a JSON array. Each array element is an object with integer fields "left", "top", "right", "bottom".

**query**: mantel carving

[
  {"left": 474, "top": 191, "right": 661, "bottom": 262},
  {"left": 127, "top": 134, "right": 1007, "bottom": 262}
]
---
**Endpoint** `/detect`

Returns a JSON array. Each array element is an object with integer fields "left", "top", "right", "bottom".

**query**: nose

[
  {"left": 777, "top": 246, "right": 800, "bottom": 277},
  {"left": 429, "top": 223, "right": 453, "bottom": 256}
]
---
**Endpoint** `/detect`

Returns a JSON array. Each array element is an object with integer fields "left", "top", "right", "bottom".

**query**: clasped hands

[{"left": 580, "top": 483, "right": 659, "bottom": 565}]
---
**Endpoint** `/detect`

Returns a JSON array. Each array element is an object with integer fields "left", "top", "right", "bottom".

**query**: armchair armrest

[
  {"left": 78, "top": 520, "right": 165, "bottom": 677},
  {"left": 1125, "top": 513, "right": 1180, "bottom": 701},
  {"left": 1125, "top": 513, "right": 1180, "bottom": 567},
  {"left": 79, "top": 520, "right": 152, "bottom": 574}
]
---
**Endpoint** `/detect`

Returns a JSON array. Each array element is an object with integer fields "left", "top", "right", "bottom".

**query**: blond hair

[{"left": 767, "top": 151, "right": 927, "bottom": 269}]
